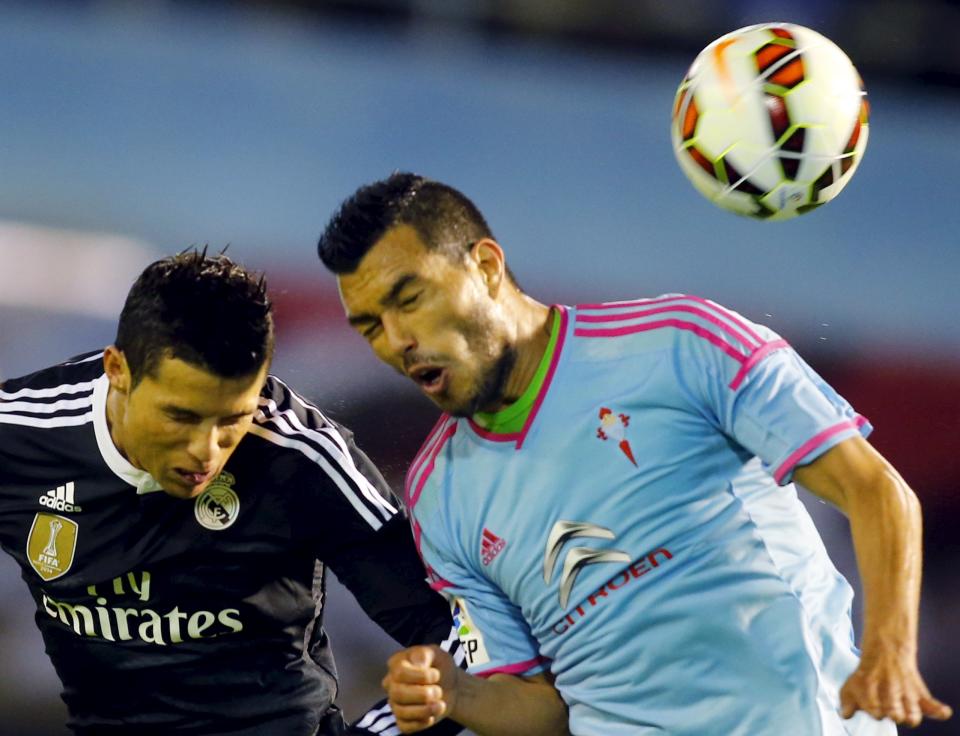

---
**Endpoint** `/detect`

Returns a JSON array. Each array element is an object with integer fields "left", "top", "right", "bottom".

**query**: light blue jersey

[{"left": 405, "top": 295, "right": 895, "bottom": 736}]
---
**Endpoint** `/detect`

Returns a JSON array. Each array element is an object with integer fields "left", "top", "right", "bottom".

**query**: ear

[
  {"left": 470, "top": 239, "right": 506, "bottom": 298},
  {"left": 103, "top": 346, "right": 132, "bottom": 395}
]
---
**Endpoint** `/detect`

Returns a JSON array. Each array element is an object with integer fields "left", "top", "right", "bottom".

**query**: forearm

[
  {"left": 795, "top": 438, "right": 924, "bottom": 655},
  {"left": 845, "top": 457, "right": 923, "bottom": 655},
  {"left": 794, "top": 436, "right": 949, "bottom": 725},
  {"left": 448, "top": 671, "right": 569, "bottom": 736}
]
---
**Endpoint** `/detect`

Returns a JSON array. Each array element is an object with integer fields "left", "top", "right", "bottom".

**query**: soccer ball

[{"left": 671, "top": 23, "right": 869, "bottom": 221}]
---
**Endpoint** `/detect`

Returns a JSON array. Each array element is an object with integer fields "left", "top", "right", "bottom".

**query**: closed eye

[
  {"left": 360, "top": 321, "right": 382, "bottom": 340},
  {"left": 398, "top": 291, "right": 422, "bottom": 310},
  {"left": 165, "top": 409, "right": 202, "bottom": 425}
]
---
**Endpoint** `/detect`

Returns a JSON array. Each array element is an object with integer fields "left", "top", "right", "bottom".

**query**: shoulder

[
  {"left": 247, "top": 375, "right": 399, "bottom": 526},
  {"left": 1, "top": 351, "right": 104, "bottom": 395},
  {"left": 0, "top": 352, "right": 103, "bottom": 436},
  {"left": 249, "top": 374, "right": 353, "bottom": 458},
  {"left": 569, "top": 295, "right": 781, "bottom": 367}
]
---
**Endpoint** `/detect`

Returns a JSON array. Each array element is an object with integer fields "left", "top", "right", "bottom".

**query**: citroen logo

[{"left": 543, "top": 521, "right": 630, "bottom": 608}]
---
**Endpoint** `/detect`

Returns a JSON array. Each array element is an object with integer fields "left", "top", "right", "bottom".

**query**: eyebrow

[
  {"left": 347, "top": 273, "right": 421, "bottom": 327},
  {"left": 162, "top": 405, "right": 253, "bottom": 421}
]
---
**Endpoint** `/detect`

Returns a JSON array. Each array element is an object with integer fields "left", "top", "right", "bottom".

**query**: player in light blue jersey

[{"left": 317, "top": 173, "right": 951, "bottom": 736}]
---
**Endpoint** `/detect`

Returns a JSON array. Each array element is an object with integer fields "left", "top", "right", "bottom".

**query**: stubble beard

[{"left": 447, "top": 342, "right": 517, "bottom": 418}]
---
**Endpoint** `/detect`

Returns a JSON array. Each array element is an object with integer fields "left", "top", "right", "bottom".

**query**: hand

[
  {"left": 840, "top": 646, "right": 952, "bottom": 727},
  {"left": 382, "top": 645, "right": 459, "bottom": 733}
]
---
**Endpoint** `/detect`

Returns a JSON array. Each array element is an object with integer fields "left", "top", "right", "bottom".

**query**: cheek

[
  {"left": 220, "top": 425, "right": 248, "bottom": 449},
  {"left": 139, "top": 421, "right": 192, "bottom": 452},
  {"left": 456, "top": 310, "right": 502, "bottom": 359},
  {"left": 370, "top": 340, "right": 404, "bottom": 372}
]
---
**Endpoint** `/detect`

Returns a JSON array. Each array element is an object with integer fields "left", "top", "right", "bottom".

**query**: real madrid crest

[
  {"left": 194, "top": 471, "right": 240, "bottom": 531},
  {"left": 27, "top": 512, "right": 79, "bottom": 581}
]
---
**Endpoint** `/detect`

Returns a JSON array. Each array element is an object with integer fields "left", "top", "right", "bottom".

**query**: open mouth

[{"left": 409, "top": 365, "right": 448, "bottom": 395}]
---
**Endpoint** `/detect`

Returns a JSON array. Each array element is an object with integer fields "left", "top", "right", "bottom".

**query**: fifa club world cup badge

[
  {"left": 596, "top": 407, "right": 637, "bottom": 467},
  {"left": 194, "top": 471, "right": 240, "bottom": 531},
  {"left": 27, "top": 512, "right": 79, "bottom": 581}
]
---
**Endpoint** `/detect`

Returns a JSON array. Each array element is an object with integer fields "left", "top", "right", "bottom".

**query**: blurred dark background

[{"left": 0, "top": 1, "right": 957, "bottom": 734}]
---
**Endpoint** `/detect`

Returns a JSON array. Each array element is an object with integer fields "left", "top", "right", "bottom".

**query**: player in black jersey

[{"left": 0, "top": 251, "right": 463, "bottom": 736}]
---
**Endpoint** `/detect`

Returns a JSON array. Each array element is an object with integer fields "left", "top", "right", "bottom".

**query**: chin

[
  {"left": 161, "top": 481, "right": 208, "bottom": 500},
  {"left": 434, "top": 393, "right": 479, "bottom": 418}
]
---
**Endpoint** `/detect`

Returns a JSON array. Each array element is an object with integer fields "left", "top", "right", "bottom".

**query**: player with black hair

[
  {"left": 319, "top": 173, "right": 950, "bottom": 735},
  {"left": 0, "top": 250, "right": 463, "bottom": 736}
]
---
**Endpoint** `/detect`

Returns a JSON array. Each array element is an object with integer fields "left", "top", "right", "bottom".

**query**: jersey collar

[
  {"left": 92, "top": 374, "right": 164, "bottom": 495},
  {"left": 466, "top": 305, "right": 569, "bottom": 449}
]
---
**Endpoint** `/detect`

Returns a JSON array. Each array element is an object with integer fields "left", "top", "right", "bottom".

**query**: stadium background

[{"left": 0, "top": 1, "right": 956, "bottom": 733}]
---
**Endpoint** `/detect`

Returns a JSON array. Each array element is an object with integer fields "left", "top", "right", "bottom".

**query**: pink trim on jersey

[
  {"left": 576, "top": 303, "right": 758, "bottom": 350},
  {"left": 729, "top": 339, "right": 790, "bottom": 391},
  {"left": 516, "top": 307, "right": 569, "bottom": 450},
  {"left": 467, "top": 418, "right": 522, "bottom": 443},
  {"left": 464, "top": 307, "right": 569, "bottom": 450},
  {"left": 405, "top": 414, "right": 453, "bottom": 502},
  {"left": 474, "top": 656, "right": 549, "bottom": 678},
  {"left": 406, "top": 421, "right": 458, "bottom": 510},
  {"left": 577, "top": 294, "right": 766, "bottom": 345},
  {"left": 412, "top": 518, "right": 423, "bottom": 551},
  {"left": 773, "top": 415, "right": 869, "bottom": 484},
  {"left": 575, "top": 318, "right": 747, "bottom": 365},
  {"left": 428, "top": 577, "right": 455, "bottom": 592}
]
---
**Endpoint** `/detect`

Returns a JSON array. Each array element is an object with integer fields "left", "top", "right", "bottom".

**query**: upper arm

[
  {"left": 252, "top": 380, "right": 453, "bottom": 643},
  {"left": 291, "top": 427, "right": 451, "bottom": 646},
  {"left": 329, "top": 513, "right": 456, "bottom": 647},
  {"left": 793, "top": 434, "right": 912, "bottom": 514}
]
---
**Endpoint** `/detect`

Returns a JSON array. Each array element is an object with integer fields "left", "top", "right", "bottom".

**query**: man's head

[
  {"left": 318, "top": 173, "right": 522, "bottom": 417},
  {"left": 105, "top": 250, "right": 274, "bottom": 499}
]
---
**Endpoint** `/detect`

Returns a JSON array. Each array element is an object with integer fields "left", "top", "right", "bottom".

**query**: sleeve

[
  {"left": 310, "top": 419, "right": 457, "bottom": 648},
  {"left": 414, "top": 512, "right": 548, "bottom": 680},
  {"left": 673, "top": 310, "right": 872, "bottom": 485},
  {"left": 255, "top": 378, "right": 465, "bottom": 733},
  {"left": 293, "top": 420, "right": 466, "bottom": 736},
  {"left": 330, "top": 510, "right": 466, "bottom": 736}
]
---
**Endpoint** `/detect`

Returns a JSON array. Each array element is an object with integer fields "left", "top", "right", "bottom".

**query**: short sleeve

[
  {"left": 674, "top": 316, "right": 871, "bottom": 485},
  {"left": 416, "top": 521, "right": 548, "bottom": 679}
]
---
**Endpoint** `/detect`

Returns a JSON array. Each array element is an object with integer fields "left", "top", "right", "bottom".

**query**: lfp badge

[
  {"left": 27, "top": 513, "right": 78, "bottom": 581},
  {"left": 451, "top": 596, "right": 490, "bottom": 667}
]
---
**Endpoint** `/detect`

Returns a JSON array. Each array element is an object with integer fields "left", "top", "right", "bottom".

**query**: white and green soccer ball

[{"left": 671, "top": 23, "right": 869, "bottom": 221}]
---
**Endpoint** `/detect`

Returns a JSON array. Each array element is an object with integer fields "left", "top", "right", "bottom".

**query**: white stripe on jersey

[
  {"left": 281, "top": 383, "right": 353, "bottom": 458},
  {"left": 0, "top": 378, "right": 97, "bottom": 401},
  {"left": 0, "top": 411, "right": 94, "bottom": 429},
  {"left": 257, "top": 396, "right": 397, "bottom": 520},
  {"left": 440, "top": 623, "right": 467, "bottom": 666},
  {"left": 247, "top": 424, "right": 386, "bottom": 531},
  {"left": 370, "top": 721, "right": 400, "bottom": 735},
  {"left": 259, "top": 401, "right": 397, "bottom": 521},
  {"left": 0, "top": 396, "right": 95, "bottom": 415},
  {"left": 63, "top": 352, "right": 105, "bottom": 366},
  {"left": 355, "top": 702, "right": 393, "bottom": 730}
]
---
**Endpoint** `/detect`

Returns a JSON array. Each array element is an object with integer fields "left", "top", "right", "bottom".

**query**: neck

[{"left": 496, "top": 293, "right": 552, "bottom": 408}]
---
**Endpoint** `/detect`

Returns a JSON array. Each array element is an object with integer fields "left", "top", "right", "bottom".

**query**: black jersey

[{"left": 0, "top": 352, "right": 462, "bottom": 736}]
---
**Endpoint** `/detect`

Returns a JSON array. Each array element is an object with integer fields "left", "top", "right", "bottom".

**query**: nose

[
  {"left": 381, "top": 312, "right": 416, "bottom": 357},
  {"left": 186, "top": 425, "right": 220, "bottom": 468}
]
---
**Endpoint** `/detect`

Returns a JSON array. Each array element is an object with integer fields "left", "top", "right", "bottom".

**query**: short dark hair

[
  {"left": 115, "top": 250, "right": 274, "bottom": 386},
  {"left": 318, "top": 172, "right": 502, "bottom": 276}
]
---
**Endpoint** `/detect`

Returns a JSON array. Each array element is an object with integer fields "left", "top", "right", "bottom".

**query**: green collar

[{"left": 472, "top": 309, "right": 561, "bottom": 435}]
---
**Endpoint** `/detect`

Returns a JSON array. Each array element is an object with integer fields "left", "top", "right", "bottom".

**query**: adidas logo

[
  {"left": 39, "top": 482, "right": 82, "bottom": 513},
  {"left": 481, "top": 528, "right": 506, "bottom": 566}
]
